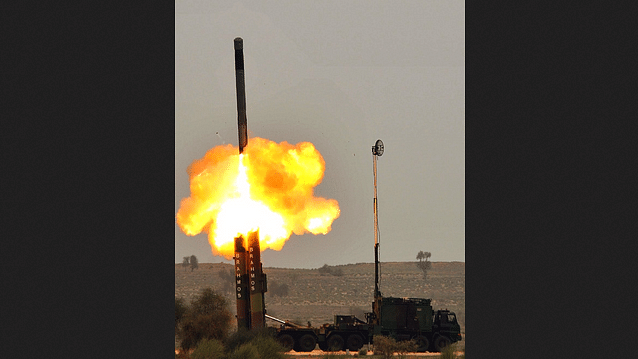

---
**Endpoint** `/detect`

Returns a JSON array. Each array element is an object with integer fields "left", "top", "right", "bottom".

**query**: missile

[{"left": 234, "top": 37, "right": 248, "bottom": 154}]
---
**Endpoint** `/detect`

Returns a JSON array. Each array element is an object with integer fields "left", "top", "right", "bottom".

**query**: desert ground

[
  {"left": 284, "top": 348, "right": 462, "bottom": 357},
  {"left": 175, "top": 261, "right": 465, "bottom": 352}
]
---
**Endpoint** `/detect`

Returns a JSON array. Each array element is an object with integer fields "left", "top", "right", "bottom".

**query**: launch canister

[
  {"left": 248, "top": 231, "right": 266, "bottom": 329},
  {"left": 234, "top": 37, "right": 248, "bottom": 154},
  {"left": 234, "top": 235, "right": 250, "bottom": 329}
]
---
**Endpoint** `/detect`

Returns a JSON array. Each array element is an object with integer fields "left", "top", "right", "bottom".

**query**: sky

[{"left": 175, "top": 0, "right": 464, "bottom": 268}]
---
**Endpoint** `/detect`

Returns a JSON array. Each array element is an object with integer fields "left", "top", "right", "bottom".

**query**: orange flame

[{"left": 176, "top": 137, "right": 340, "bottom": 258}]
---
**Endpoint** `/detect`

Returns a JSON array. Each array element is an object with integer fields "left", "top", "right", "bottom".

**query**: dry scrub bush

[
  {"left": 373, "top": 335, "right": 394, "bottom": 359},
  {"left": 318, "top": 264, "right": 344, "bottom": 276},
  {"left": 224, "top": 327, "right": 255, "bottom": 353},
  {"left": 373, "top": 335, "right": 417, "bottom": 359},
  {"left": 175, "top": 297, "right": 187, "bottom": 331},
  {"left": 191, "top": 338, "right": 226, "bottom": 359},
  {"left": 320, "top": 353, "right": 347, "bottom": 359},
  {"left": 227, "top": 343, "right": 259, "bottom": 359},
  {"left": 246, "top": 334, "right": 286, "bottom": 359},
  {"left": 268, "top": 281, "right": 290, "bottom": 297},
  {"left": 178, "top": 288, "right": 233, "bottom": 351},
  {"left": 394, "top": 339, "right": 417, "bottom": 359},
  {"left": 440, "top": 343, "right": 464, "bottom": 359},
  {"left": 224, "top": 327, "right": 285, "bottom": 359}
]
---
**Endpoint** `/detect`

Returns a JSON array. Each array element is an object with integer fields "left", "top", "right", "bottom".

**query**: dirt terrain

[
  {"left": 284, "top": 348, "right": 462, "bottom": 357},
  {"left": 176, "top": 348, "right": 462, "bottom": 358},
  {"left": 175, "top": 261, "right": 465, "bottom": 348}
]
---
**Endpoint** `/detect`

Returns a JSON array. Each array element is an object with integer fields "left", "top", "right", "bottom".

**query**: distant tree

[
  {"left": 317, "top": 264, "right": 344, "bottom": 277},
  {"left": 416, "top": 251, "right": 432, "bottom": 280},
  {"left": 269, "top": 282, "right": 289, "bottom": 297},
  {"left": 190, "top": 255, "right": 198, "bottom": 271},
  {"left": 318, "top": 264, "right": 331, "bottom": 275},
  {"left": 182, "top": 257, "right": 190, "bottom": 271}
]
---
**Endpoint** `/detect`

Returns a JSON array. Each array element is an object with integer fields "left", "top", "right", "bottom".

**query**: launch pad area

[{"left": 175, "top": 261, "right": 465, "bottom": 343}]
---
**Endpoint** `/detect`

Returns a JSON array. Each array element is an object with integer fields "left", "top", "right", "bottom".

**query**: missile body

[{"left": 234, "top": 37, "right": 248, "bottom": 154}]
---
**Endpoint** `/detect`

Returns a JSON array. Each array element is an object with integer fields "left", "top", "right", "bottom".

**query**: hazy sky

[{"left": 175, "top": 0, "right": 464, "bottom": 268}]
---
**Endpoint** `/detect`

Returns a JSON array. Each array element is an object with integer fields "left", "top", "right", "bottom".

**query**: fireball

[{"left": 176, "top": 137, "right": 340, "bottom": 258}]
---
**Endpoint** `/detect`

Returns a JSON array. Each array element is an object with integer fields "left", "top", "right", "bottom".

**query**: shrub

[
  {"left": 321, "top": 354, "right": 345, "bottom": 359},
  {"left": 440, "top": 343, "right": 459, "bottom": 359},
  {"left": 224, "top": 327, "right": 265, "bottom": 353},
  {"left": 224, "top": 328, "right": 254, "bottom": 353},
  {"left": 227, "top": 343, "right": 259, "bottom": 359},
  {"left": 317, "top": 264, "right": 344, "bottom": 276},
  {"left": 179, "top": 288, "right": 233, "bottom": 351},
  {"left": 269, "top": 281, "right": 289, "bottom": 297},
  {"left": 224, "top": 327, "right": 285, "bottom": 358},
  {"left": 373, "top": 336, "right": 395, "bottom": 359},
  {"left": 175, "top": 297, "right": 187, "bottom": 332},
  {"left": 373, "top": 336, "right": 417, "bottom": 359},
  {"left": 250, "top": 334, "right": 286, "bottom": 359},
  {"left": 191, "top": 338, "right": 226, "bottom": 359},
  {"left": 395, "top": 339, "right": 417, "bottom": 359},
  {"left": 358, "top": 347, "right": 368, "bottom": 356}
]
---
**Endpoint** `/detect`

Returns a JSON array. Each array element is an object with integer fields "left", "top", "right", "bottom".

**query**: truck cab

[{"left": 432, "top": 310, "right": 462, "bottom": 350}]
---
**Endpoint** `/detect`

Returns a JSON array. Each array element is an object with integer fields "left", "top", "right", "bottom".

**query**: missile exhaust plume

[{"left": 176, "top": 138, "right": 340, "bottom": 258}]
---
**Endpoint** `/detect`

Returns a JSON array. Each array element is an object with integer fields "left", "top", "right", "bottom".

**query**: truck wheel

[
  {"left": 346, "top": 334, "right": 364, "bottom": 351},
  {"left": 327, "top": 334, "right": 344, "bottom": 351},
  {"left": 297, "top": 334, "right": 317, "bottom": 352},
  {"left": 433, "top": 335, "right": 451, "bottom": 352},
  {"left": 415, "top": 335, "right": 429, "bottom": 352},
  {"left": 278, "top": 334, "right": 294, "bottom": 352}
]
